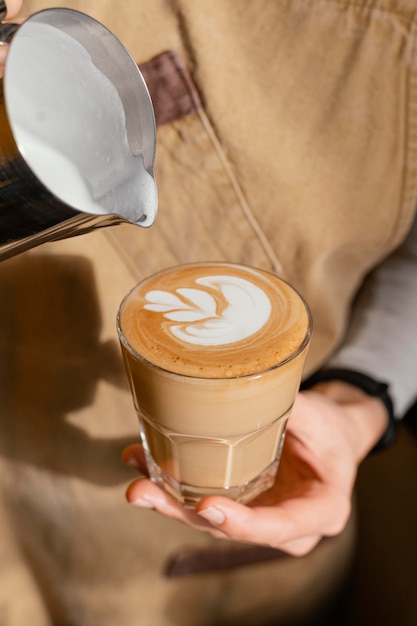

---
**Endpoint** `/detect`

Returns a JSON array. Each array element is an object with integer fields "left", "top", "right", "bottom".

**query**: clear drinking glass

[{"left": 117, "top": 262, "right": 312, "bottom": 508}]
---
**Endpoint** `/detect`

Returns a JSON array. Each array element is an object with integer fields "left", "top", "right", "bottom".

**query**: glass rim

[{"left": 116, "top": 261, "right": 313, "bottom": 382}]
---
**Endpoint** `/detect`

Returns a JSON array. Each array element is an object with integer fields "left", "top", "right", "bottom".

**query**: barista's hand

[
  {"left": 122, "top": 382, "right": 388, "bottom": 556},
  {"left": 0, "top": 0, "right": 24, "bottom": 77}
]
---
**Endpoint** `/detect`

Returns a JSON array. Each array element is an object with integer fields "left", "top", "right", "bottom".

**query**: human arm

[
  {"left": 323, "top": 213, "right": 417, "bottom": 418},
  {"left": 304, "top": 211, "right": 417, "bottom": 450}
]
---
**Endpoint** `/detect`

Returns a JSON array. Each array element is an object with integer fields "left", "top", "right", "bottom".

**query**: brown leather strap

[
  {"left": 139, "top": 50, "right": 202, "bottom": 127},
  {"left": 165, "top": 545, "right": 287, "bottom": 578}
]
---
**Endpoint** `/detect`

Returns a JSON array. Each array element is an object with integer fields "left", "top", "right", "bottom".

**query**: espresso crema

[{"left": 119, "top": 263, "right": 311, "bottom": 378}]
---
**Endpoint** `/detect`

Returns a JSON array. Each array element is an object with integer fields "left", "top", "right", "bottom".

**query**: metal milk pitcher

[{"left": 0, "top": 6, "right": 157, "bottom": 261}]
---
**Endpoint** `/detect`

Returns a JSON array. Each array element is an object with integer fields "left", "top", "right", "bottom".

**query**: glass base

[
  {"left": 147, "top": 456, "right": 280, "bottom": 508},
  {"left": 139, "top": 412, "right": 289, "bottom": 508}
]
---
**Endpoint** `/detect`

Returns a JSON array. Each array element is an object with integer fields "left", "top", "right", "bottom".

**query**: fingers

[
  {"left": 121, "top": 443, "right": 148, "bottom": 474},
  {"left": 123, "top": 476, "right": 351, "bottom": 556},
  {"left": 126, "top": 477, "right": 227, "bottom": 537},
  {"left": 197, "top": 485, "right": 351, "bottom": 547},
  {"left": 2, "top": 0, "right": 22, "bottom": 20},
  {"left": 121, "top": 447, "right": 228, "bottom": 536},
  {"left": 277, "top": 535, "right": 322, "bottom": 556}
]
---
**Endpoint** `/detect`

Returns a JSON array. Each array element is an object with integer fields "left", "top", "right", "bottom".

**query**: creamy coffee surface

[{"left": 119, "top": 263, "right": 311, "bottom": 377}]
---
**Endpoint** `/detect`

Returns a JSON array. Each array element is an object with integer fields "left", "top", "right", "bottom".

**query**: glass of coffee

[{"left": 117, "top": 263, "right": 312, "bottom": 508}]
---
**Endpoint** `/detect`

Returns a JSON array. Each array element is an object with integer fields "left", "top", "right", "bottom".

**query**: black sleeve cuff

[{"left": 301, "top": 368, "right": 397, "bottom": 453}]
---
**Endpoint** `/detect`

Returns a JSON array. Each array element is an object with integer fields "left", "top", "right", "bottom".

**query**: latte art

[
  {"left": 119, "top": 263, "right": 312, "bottom": 378},
  {"left": 144, "top": 275, "right": 272, "bottom": 346}
]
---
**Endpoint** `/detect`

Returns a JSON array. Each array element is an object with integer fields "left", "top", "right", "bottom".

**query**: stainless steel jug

[{"left": 0, "top": 6, "right": 157, "bottom": 260}]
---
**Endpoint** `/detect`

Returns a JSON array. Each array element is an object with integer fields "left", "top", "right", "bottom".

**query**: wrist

[
  {"left": 302, "top": 369, "right": 397, "bottom": 458},
  {"left": 308, "top": 380, "right": 389, "bottom": 460}
]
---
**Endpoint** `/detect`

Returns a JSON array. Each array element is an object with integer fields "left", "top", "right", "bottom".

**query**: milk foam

[
  {"left": 144, "top": 275, "right": 272, "bottom": 346},
  {"left": 119, "top": 263, "right": 312, "bottom": 378},
  {"left": 17, "top": 127, "right": 108, "bottom": 215},
  {"left": 16, "top": 127, "right": 156, "bottom": 223},
  {"left": 7, "top": 21, "right": 157, "bottom": 226}
]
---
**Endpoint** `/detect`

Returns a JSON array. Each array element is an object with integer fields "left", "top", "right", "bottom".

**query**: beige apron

[{"left": 1, "top": 0, "right": 416, "bottom": 623}]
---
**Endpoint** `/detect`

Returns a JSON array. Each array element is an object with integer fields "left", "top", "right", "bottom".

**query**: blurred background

[{"left": 320, "top": 401, "right": 417, "bottom": 626}]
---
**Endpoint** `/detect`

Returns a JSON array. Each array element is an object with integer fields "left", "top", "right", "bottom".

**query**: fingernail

[
  {"left": 123, "top": 455, "right": 139, "bottom": 468},
  {"left": 198, "top": 507, "right": 226, "bottom": 526},
  {"left": 131, "top": 498, "right": 154, "bottom": 509}
]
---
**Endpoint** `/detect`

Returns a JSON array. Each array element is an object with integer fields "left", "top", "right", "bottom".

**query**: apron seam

[
  {"left": 103, "top": 227, "right": 146, "bottom": 280},
  {"left": 196, "top": 107, "right": 285, "bottom": 276}
]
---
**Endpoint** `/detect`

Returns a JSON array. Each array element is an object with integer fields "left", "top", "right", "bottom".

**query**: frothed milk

[
  {"left": 118, "top": 263, "right": 312, "bottom": 506},
  {"left": 8, "top": 21, "right": 157, "bottom": 226}
]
